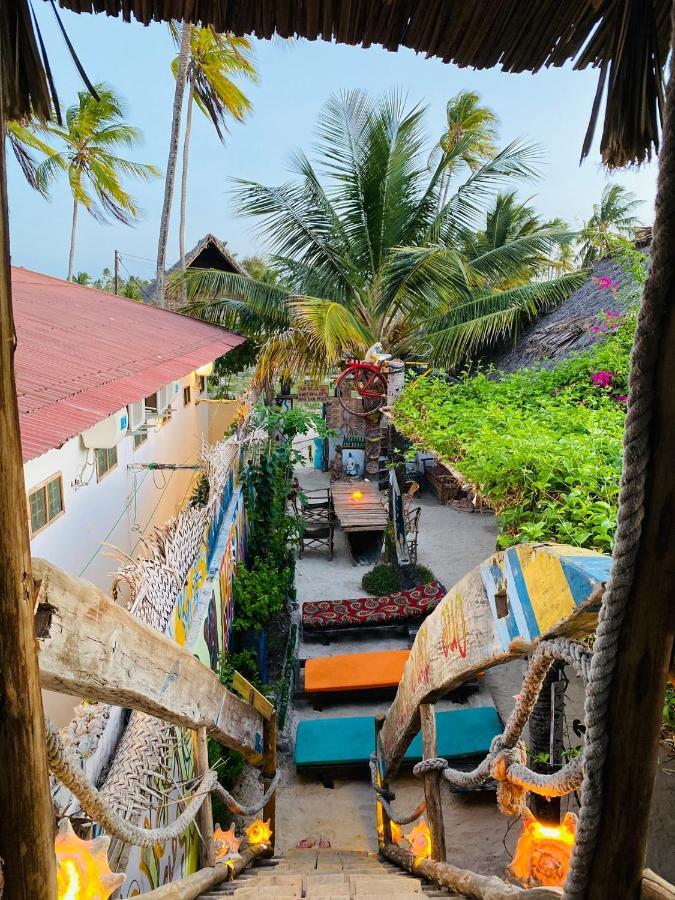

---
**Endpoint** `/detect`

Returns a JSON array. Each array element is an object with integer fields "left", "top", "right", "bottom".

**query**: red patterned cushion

[{"left": 302, "top": 581, "right": 446, "bottom": 630}]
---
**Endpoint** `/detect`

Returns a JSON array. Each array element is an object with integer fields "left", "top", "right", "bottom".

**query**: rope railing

[
  {"left": 46, "top": 717, "right": 279, "bottom": 846},
  {"left": 371, "top": 637, "right": 591, "bottom": 824}
]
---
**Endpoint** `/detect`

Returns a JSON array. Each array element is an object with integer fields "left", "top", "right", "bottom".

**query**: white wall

[{"left": 24, "top": 373, "right": 216, "bottom": 594}]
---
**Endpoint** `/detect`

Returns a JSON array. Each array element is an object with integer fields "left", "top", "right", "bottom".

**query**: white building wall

[{"left": 23, "top": 373, "right": 237, "bottom": 594}]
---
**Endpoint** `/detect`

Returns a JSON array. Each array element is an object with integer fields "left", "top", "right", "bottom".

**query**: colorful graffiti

[{"left": 440, "top": 592, "right": 467, "bottom": 659}]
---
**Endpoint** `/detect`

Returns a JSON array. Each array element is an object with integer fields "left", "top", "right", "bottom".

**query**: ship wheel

[{"left": 336, "top": 362, "right": 388, "bottom": 417}]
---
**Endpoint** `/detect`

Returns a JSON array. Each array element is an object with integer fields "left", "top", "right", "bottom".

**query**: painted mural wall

[{"left": 119, "top": 458, "right": 248, "bottom": 896}]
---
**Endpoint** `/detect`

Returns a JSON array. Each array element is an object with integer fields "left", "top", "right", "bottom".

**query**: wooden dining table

[{"left": 330, "top": 481, "right": 389, "bottom": 564}]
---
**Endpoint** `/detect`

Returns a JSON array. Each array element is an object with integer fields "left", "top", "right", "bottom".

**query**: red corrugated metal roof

[{"left": 13, "top": 267, "right": 246, "bottom": 462}]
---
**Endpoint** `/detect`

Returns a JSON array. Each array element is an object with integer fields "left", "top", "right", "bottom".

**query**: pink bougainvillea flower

[
  {"left": 615, "top": 395, "right": 628, "bottom": 404},
  {"left": 591, "top": 370, "right": 615, "bottom": 388}
]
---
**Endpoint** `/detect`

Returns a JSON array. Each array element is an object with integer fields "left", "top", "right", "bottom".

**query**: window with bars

[
  {"left": 28, "top": 475, "right": 64, "bottom": 535},
  {"left": 133, "top": 431, "right": 148, "bottom": 449},
  {"left": 95, "top": 445, "right": 118, "bottom": 480}
]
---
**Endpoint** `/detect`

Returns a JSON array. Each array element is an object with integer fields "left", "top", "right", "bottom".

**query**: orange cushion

[{"left": 304, "top": 649, "right": 410, "bottom": 693}]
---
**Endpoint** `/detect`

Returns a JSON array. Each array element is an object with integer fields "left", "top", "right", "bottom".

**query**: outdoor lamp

[
  {"left": 351, "top": 490, "right": 364, "bottom": 500},
  {"left": 404, "top": 819, "right": 432, "bottom": 860},
  {"left": 214, "top": 823, "right": 242, "bottom": 860},
  {"left": 507, "top": 811, "right": 577, "bottom": 888},
  {"left": 245, "top": 818, "right": 272, "bottom": 846},
  {"left": 55, "top": 819, "right": 125, "bottom": 900},
  {"left": 195, "top": 362, "right": 214, "bottom": 377}
]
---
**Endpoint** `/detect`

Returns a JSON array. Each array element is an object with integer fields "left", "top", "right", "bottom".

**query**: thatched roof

[
  {"left": 6, "top": 0, "right": 671, "bottom": 168},
  {"left": 482, "top": 255, "right": 646, "bottom": 375},
  {"left": 143, "top": 232, "right": 244, "bottom": 303}
]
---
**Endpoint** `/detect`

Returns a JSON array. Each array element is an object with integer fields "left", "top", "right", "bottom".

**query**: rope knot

[
  {"left": 412, "top": 757, "right": 448, "bottom": 777},
  {"left": 490, "top": 742, "right": 528, "bottom": 817}
]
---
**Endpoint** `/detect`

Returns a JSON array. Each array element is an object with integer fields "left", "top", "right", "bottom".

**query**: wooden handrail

[
  {"left": 33, "top": 558, "right": 265, "bottom": 764},
  {"left": 140, "top": 844, "right": 267, "bottom": 899},
  {"left": 377, "top": 544, "right": 609, "bottom": 777}
]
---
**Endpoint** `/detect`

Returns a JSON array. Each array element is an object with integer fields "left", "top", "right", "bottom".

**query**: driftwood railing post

[
  {"left": 262, "top": 710, "right": 277, "bottom": 857},
  {"left": 374, "top": 714, "right": 393, "bottom": 846},
  {"left": 420, "top": 704, "right": 446, "bottom": 862},
  {"left": 196, "top": 728, "right": 216, "bottom": 868},
  {"left": 0, "top": 81, "right": 58, "bottom": 898}
]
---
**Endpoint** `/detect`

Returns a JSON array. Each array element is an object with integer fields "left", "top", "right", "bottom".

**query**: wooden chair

[
  {"left": 404, "top": 480, "right": 419, "bottom": 513},
  {"left": 299, "top": 488, "right": 333, "bottom": 525},
  {"left": 405, "top": 505, "right": 421, "bottom": 565},
  {"left": 299, "top": 497, "right": 335, "bottom": 560}
]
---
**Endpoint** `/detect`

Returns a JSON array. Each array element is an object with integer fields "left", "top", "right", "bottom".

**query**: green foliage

[
  {"left": 414, "top": 564, "right": 436, "bottom": 585},
  {"left": 664, "top": 684, "right": 675, "bottom": 733},
  {"left": 189, "top": 473, "right": 210, "bottom": 508},
  {"left": 394, "top": 313, "right": 637, "bottom": 551},
  {"left": 232, "top": 559, "right": 289, "bottom": 632},
  {"left": 362, "top": 564, "right": 402, "bottom": 595}
]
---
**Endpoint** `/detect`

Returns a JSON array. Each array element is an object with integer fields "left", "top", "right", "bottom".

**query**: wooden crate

[{"left": 426, "top": 463, "right": 458, "bottom": 504}]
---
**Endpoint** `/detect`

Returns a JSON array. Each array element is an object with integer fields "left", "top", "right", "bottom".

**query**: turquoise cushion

[{"left": 294, "top": 706, "right": 501, "bottom": 768}]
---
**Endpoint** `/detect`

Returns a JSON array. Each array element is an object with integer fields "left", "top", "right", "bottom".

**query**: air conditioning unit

[
  {"left": 146, "top": 385, "right": 171, "bottom": 420},
  {"left": 128, "top": 400, "right": 146, "bottom": 432},
  {"left": 81, "top": 408, "right": 128, "bottom": 449}
]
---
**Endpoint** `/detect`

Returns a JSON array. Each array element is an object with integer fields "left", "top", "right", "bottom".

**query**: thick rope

[
  {"left": 371, "top": 639, "right": 591, "bottom": 821},
  {"left": 46, "top": 718, "right": 278, "bottom": 844},
  {"left": 564, "top": 5, "right": 675, "bottom": 894},
  {"left": 368, "top": 755, "right": 426, "bottom": 825}
]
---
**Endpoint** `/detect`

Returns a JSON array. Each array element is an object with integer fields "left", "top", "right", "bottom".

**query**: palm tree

[
  {"left": 578, "top": 183, "right": 641, "bottom": 266},
  {"left": 171, "top": 91, "right": 582, "bottom": 379},
  {"left": 172, "top": 27, "right": 256, "bottom": 272},
  {"left": 5, "top": 121, "right": 58, "bottom": 195},
  {"left": 37, "top": 85, "right": 159, "bottom": 280},
  {"left": 430, "top": 90, "right": 499, "bottom": 209},
  {"left": 154, "top": 21, "right": 192, "bottom": 306}
]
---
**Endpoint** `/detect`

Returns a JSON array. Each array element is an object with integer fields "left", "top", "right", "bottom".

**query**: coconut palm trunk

[
  {"left": 67, "top": 199, "right": 78, "bottom": 281},
  {"left": 154, "top": 20, "right": 192, "bottom": 307},
  {"left": 179, "top": 76, "right": 195, "bottom": 274}
]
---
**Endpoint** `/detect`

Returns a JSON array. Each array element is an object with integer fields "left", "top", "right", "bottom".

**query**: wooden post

[
  {"left": 196, "top": 728, "right": 215, "bottom": 869},
  {"left": 0, "top": 80, "right": 58, "bottom": 897},
  {"left": 419, "top": 703, "right": 446, "bottom": 862},
  {"left": 261, "top": 710, "right": 277, "bottom": 857},
  {"left": 374, "top": 714, "right": 393, "bottom": 847}
]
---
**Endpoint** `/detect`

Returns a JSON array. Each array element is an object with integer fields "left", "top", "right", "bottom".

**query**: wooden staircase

[{"left": 200, "top": 849, "right": 453, "bottom": 899}]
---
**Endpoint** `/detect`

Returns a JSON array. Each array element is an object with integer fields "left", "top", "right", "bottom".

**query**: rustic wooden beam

[
  {"left": 374, "top": 714, "right": 393, "bottom": 847},
  {"left": 196, "top": 728, "right": 216, "bottom": 869},
  {"left": 419, "top": 704, "right": 446, "bottom": 862},
  {"left": 0, "top": 87, "right": 57, "bottom": 897},
  {"left": 641, "top": 869, "right": 675, "bottom": 900},
  {"left": 232, "top": 670, "right": 275, "bottom": 720},
  {"left": 33, "top": 559, "right": 264, "bottom": 764},
  {"left": 379, "top": 841, "right": 561, "bottom": 899},
  {"left": 139, "top": 844, "right": 265, "bottom": 899},
  {"left": 261, "top": 710, "right": 277, "bottom": 858}
]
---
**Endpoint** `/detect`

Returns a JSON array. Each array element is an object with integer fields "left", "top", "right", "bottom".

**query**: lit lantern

[
  {"left": 196, "top": 362, "right": 215, "bottom": 377},
  {"left": 390, "top": 821, "right": 403, "bottom": 845},
  {"left": 245, "top": 818, "right": 272, "bottom": 846},
  {"left": 507, "top": 812, "right": 577, "bottom": 888},
  {"left": 55, "top": 819, "right": 125, "bottom": 900},
  {"left": 404, "top": 819, "right": 431, "bottom": 860},
  {"left": 214, "top": 823, "right": 242, "bottom": 860},
  {"left": 351, "top": 490, "right": 364, "bottom": 501}
]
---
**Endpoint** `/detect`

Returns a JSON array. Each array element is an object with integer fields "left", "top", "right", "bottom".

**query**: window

[
  {"left": 197, "top": 376, "right": 206, "bottom": 394},
  {"left": 145, "top": 391, "right": 158, "bottom": 412},
  {"left": 28, "top": 474, "right": 64, "bottom": 535},
  {"left": 183, "top": 385, "right": 192, "bottom": 406},
  {"left": 133, "top": 431, "right": 147, "bottom": 449},
  {"left": 95, "top": 446, "right": 118, "bottom": 480}
]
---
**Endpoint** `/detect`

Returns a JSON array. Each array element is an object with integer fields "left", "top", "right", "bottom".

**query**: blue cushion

[{"left": 294, "top": 706, "right": 501, "bottom": 768}]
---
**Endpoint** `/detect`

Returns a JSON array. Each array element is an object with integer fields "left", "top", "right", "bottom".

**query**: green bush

[
  {"left": 362, "top": 564, "right": 402, "bottom": 595},
  {"left": 414, "top": 564, "right": 435, "bottom": 585},
  {"left": 394, "top": 310, "right": 638, "bottom": 552},
  {"left": 232, "top": 559, "right": 289, "bottom": 633}
]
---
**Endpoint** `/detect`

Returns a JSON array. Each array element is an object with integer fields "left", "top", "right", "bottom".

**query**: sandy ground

[{"left": 272, "top": 452, "right": 674, "bottom": 882}]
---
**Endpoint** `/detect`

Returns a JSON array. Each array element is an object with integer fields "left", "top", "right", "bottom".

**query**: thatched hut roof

[
  {"left": 482, "top": 255, "right": 646, "bottom": 375},
  {"left": 5, "top": 0, "right": 671, "bottom": 168},
  {"left": 143, "top": 232, "right": 244, "bottom": 304}
]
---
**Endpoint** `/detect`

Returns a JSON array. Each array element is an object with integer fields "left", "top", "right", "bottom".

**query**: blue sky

[{"left": 7, "top": 6, "right": 659, "bottom": 282}]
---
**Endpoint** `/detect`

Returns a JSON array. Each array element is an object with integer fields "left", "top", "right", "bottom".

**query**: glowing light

[
  {"left": 404, "top": 819, "right": 432, "bottom": 860},
  {"left": 245, "top": 818, "right": 272, "bottom": 846},
  {"left": 55, "top": 819, "right": 125, "bottom": 900},
  {"left": 391, "top": 822, "right": 403, "bottom": 845},
  {"left": 507, "top": 812, "right": 577, "bottom": 888},
  {"left": 351, "top": 490, "right": 364, "bottom": 500},
  {"left": 214, "top": 823, "right": 241, "bottom": 860},
  {"left": 196, "top": 362, "right": 214, "bottom": 377}
]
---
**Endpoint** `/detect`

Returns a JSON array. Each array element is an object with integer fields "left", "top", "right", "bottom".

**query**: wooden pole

[
  {"left": 140, "top": 844, "right": 265, "bottom": 900},
  {"left": 419, "top": 703, "right": 446, "bottom": 863},
  {"left": 374, "top": 714, "right": 393, "bottom": 847},
  {"left": 0, "top": 85, "right": 58, "bottom": 896},
  {"left": 584, "top": 8, "right": 675, "bottom": 891},
  {"left": 261, "top": 710, "right": 277, "bottom": 858},
  {"left": 196, "top": 728, "right": 216, "bottom": 869}
]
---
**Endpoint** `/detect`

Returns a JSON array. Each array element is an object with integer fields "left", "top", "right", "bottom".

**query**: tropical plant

[
  {"left": 36, "top": 85, "right": 159, "bottom": 280},
  {"left": 171, "top": 26, "right": 256, "bottom": 271},
  {"left": 429, "top": 90, "right": 499, "bottom": 209},
  {"left": 578, "top": 183, "right": 641, "bottom": 266},
  {"left": 5, "top": 120, "right": 58, "bottom": 195},
  {"left": 173, "top": 90, "right": 582, "bottom": 380}
]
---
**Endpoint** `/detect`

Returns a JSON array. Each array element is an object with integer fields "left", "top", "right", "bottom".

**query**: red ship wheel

[{"left": 336, "top": 361, "right": 388, "bottom": 416}]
